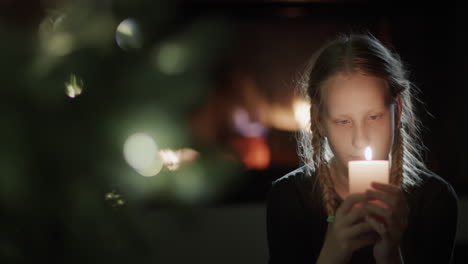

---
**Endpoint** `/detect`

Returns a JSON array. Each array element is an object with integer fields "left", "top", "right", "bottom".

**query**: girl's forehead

[{"left": 321, "top": 73, "right": 391, "bottom": 115}]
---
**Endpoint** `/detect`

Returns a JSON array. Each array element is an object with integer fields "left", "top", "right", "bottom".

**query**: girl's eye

[
  {"left": 337, "top": 120, "right": 350, "bottom": 125},
  {"left": 369, "top": 114, "right": 382, "bottom": 121}
]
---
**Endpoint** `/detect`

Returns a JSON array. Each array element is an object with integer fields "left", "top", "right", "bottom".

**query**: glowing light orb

[
  {"left": 65, "top": 74, "right": 83, "bottom": 98},
  {"left": 115, "top": 18, "right": 143, "bottom": 50},
  {"left": 293, "top": 99, "right": 311, "bottom": 130},
  {"left": 155, "top": 42, "right": 188, "bottom": 75},
  {"left": 123, "top": 133, "right": 162, "bottom": 176}
]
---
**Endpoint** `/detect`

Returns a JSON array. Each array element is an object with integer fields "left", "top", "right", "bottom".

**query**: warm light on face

[
  {"left": 365, "top": 146, "right": 372, "bottom": 161},
  {"left": 323, "top": 73, "right": 394, "bottom": 167}
]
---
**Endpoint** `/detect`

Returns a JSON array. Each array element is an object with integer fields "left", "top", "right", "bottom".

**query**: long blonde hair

[{"left": 296, "top": 33, "right": 427, "bottom": 216}]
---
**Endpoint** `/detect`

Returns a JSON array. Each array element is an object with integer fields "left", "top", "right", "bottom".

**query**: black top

[{"left": 266, "top": 166, "right": 458, "bottom": 263}]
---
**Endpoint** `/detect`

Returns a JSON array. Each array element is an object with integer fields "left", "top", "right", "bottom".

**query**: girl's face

[{"left": 322, "top": 73, "right": 397, "bottom": 174}]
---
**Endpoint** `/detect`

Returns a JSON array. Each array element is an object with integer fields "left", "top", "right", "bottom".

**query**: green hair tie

[{"left": 326, "top": 216, "right": 335, "bottom": 223}]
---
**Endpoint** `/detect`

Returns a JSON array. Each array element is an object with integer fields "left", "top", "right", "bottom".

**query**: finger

[
  {"left": 371, "top": 182, "right": 400, "bottom": 195},
  {"left": 355, "top": 230, "right": 379, "bottom": 241},
  {"left": 342, "top": 206, "right": 367, "bottom": 226},
  {"left": 336, "top": 193, "right": 367, "bottom": 217},
  {"left": 350, "top": 237, "right": 376, "bottom": 252},
  {"left": 364, "top": 202, "right": 392, "bottom": 222},
  {"left": 345, "top": 222, "right": 378, "bottom": 252},
  {"left": 366, "top": 190, "right": 396, "bottom": 208},
  {"left": 345, "top": 221, "right": 374, "bottom": 239},
  {"left": 369, "top": 187, "right": 409, "bottom": 219},
  {"left": 366, "top": 215, "right": 388, "bottom": 238}
]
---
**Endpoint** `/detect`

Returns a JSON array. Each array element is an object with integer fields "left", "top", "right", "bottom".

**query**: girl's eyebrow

[
  {"left": 366, "top": 108, "right": 386, "bottom": 114},
  {"left": 328, "top": 113, "right": 351, "bottom": 120},
  {"left": 329, "top": 108, "right": 387, "bottom": 118},
  {"left": 370, "top": 107, "right": 390, "bottom": 114}
]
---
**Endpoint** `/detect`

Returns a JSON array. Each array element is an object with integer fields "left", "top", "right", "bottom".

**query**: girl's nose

[{"left": 352, "top": 124, "right": 369, "bottom": 150}]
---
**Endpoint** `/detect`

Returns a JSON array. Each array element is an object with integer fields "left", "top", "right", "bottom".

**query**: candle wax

[{"left": 348, "top": 160, "right": 389, "bottom": 194}]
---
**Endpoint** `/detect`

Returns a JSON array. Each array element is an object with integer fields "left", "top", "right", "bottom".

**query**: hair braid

[
  {"left": 310, "top": 103, "right": 338, "bottom": 216},
  {"left": 391, "top": 127, "right": 405, "bottom": 187}
]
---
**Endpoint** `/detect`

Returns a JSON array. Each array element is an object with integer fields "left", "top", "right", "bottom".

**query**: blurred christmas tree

[{"left": 0, "top": 0, "right": 242, "bottom": 262}]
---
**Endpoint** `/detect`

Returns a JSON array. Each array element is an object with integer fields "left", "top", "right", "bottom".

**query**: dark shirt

[{"left": 266, "top": 166, "right": 458, "bottom": 263}]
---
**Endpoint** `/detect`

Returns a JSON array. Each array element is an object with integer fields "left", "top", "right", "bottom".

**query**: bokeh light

[
  {"left": 123, "top": 133, "right": 161, "bottom": 176},
  {"left": 293, "top": 99, "right": 311, "bottom": 131},
  {"left": 159, "top": 149, "right": 179, "bottom": 170},
  {"left": 137, "top": 155, "right": 163, "bottom": 177},
  {"left": 232, "top": 107, "right": 267, "bottom": 138},
  {"left": 154, "top": 42, "right": 189, "bottom": 75},
  {"left": 45, "top": 32, "right": 75, "bottom": 57},
  {"left": 38, "top": 13, "right": 74, "bottom": 57},
  {"left": 65, "top": 74, "right": 84, "bottom": 98},
  {"left": 105, "top": 190, "right": 126, "bottom": 208},
  {"left": 159, "top": 148, "right": 199, "bottom": 171},
  {"left": 265, "top": 104, "right": 298, "bottom": 132},
  {"left": 231, "top": 138, "right": 270, "bottom": 170},
  {"left": 115, "top": 18, "right": 143, "bottom": 50},
  {"left": 172, "top": 163, "right": 205, "bottom": 203}
]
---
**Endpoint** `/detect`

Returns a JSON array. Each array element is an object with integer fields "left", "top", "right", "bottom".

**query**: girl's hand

[
  {"left": 365, "top": 182, "right": 409, "bottom": 263},
  {"left": 318, "top": 193, "right": 377, "bottom": 264}
]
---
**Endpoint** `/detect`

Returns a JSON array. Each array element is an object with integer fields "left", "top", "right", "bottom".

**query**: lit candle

[{"left": 348, "top": 146, "right": 389, "bottom": 194}]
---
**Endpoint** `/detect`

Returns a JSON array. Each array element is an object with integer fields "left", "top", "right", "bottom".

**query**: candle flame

[{"left": 365, "top": 146, "right": 372, "bottom": 160}]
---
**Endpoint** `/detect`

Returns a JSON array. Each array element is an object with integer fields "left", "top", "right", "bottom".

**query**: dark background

[{"left": 0, "top": 0, "right": 465, "bottom": 263}]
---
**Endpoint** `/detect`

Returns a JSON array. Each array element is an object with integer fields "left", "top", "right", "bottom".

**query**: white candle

[{"left": 348, "top": 146, "right": 389, "bottom": 194}]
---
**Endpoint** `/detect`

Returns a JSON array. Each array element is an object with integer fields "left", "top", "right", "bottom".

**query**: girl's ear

[{"left": 395, "top": 95, "right": 403, "bottom": 129}]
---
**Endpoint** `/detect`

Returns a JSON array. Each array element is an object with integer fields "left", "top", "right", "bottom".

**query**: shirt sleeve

[
  {"left": 402, "top": 175, "right": 458, "bottom": 263},
  {"left": 266, "top": 177, "right": 320, "bottom": 264}
]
